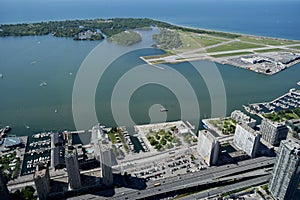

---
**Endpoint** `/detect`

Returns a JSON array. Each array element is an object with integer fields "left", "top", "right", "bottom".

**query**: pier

[{"left": 140, "top": 56, "right": 165, "bottom": 70}]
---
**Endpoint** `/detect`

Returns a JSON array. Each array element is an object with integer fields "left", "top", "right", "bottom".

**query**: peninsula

[{"left": 145, "top": 28, "right": 300, "bottom": 75}]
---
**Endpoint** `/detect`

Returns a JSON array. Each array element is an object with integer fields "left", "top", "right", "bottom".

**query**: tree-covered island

[
  {"left": 107, "top": 30, "right": 142, "bottom": 46},
  {"left": 0, "top": 18, "right": 239, "bottom": 42}
]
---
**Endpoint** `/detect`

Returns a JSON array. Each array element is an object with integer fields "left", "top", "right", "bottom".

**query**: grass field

[
  {"left": 211, "top": 51, "right": 253, "bottom": 58},
  {"left": 263, "top": 109, "right": 299, "bottom": 122},
  {"left": 141, "top": 28, "right": 300, "bottom": 65},
  {"left": 152, "top": 29, "right": 300, "bottom": 55},
  {"left": 239, "top": 36, "right": 299, "bottom": 46},
  {"left": 206, "top": 42, "right": 264, "bottom": 53},
  {"left": 291, "top": 46, "right": 300, "bottom": 50},
  {"left": 168, "top": 32, "right": 227, "bottom": 54}
]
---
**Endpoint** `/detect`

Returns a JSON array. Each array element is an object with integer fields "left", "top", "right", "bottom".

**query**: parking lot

[{"left": 126, "top": 151, "right": 207, "bottom": 182}]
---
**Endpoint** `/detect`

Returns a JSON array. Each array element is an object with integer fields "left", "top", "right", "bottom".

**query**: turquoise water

[
  {"left": 0, "top": 33, "right": 299, "bottom": 135},
  {"left": 0, "top": 36, "right": 98, "bottom": 134}
]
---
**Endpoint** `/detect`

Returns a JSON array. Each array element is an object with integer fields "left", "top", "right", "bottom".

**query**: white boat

[
  {"left": 39, "top": 81, "right": 47, "bottom": 86},
  {"left": 32, "top": 133, "right": 40, "bottom": 138},
  {"left": 160, "top": 107, "right": 168, "bottom": 112}
]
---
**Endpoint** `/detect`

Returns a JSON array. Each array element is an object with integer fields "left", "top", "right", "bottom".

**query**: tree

[
  {"left": 22, "top": 186, "right": 36, "bottom": 200},
  {"left": 155, "top": 134, "right": 161, "bottom": 140},
  {"left": 155, "top": 143, "right": 162, "bottom": 150},
  {"left": 150, "top": 137, "right": 157, "bottom": 146},
  {"left": 170, "top": 126, "right": 176, "bottom": 132},
  {"left": 11, "top": 186, "right": 36, "bottom": 200}
]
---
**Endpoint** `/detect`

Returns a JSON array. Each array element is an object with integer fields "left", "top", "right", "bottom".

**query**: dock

[{"left": 244, "top": 89, "right": 300, "bottom": 116}]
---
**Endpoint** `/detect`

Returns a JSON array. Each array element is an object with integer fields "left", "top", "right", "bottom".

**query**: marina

[
  {"left": 244, "top": 89, "right": 300, "bottom": 115},
  {"left": 21, "top": 132, "right": 52, "bottom": 175}
]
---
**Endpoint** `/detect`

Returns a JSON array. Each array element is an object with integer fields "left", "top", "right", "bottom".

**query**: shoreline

[{"left": 170, "top": 23, "right": 300, "bottom": 42}]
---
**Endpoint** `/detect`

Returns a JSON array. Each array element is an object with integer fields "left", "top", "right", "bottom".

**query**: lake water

[{"left": 0, "top": 0, "right": 300, "bottom": 136}]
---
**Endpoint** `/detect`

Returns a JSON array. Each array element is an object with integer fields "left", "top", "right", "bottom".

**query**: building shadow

[
  {"left": 48, "top": 172, "right": 146, "bottom": 199},
  {"left": 113, "top": 173, "right": 147, "bottom": 190},
  {"left": 257, "top": 142, "right": 276, "bottom": 157},
  {"left": 217, "top": 144, "right": 250, "bottom": 165}
]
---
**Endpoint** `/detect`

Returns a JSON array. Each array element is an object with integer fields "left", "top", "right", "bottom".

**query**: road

[
  {"left": 69, "top": 156, "right": 274, "bottom": 200},
  {"left": 179, "top": 174, "right": 271, "bottom": 200}
]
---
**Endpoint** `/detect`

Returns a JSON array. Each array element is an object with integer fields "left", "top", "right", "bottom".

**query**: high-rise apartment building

[
  {"left": 233, "top": 123, "right": 261, "bottom": 158},
  {"left": 33, "top": 163, "right": 50, "bottom": 200},
  {"left": 269, "top": 139, "right": 300, "bottom": 200},
  {"left": 65, "top": 146, "right": 81, "bottom": 190},
  {"left": 260, "top": 119, "right": 288, "bottom": 146},
  {"left": 198, "top": 130, "right": 220, "bottom": 166},
  {"left": 99, "top": 141, "right": 113, "bottom": 186}
]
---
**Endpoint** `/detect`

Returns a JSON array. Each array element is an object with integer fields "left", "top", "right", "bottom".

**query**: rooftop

[
  {"left": 237, "top": 123, "right": 259, "bottom": 137},
  {"left": 263, "top": 118, "right": 286, "bottom": 127},
  {"left": 282, "top": 139, "right": 300, "bottom": 151},
  {"left": 199, "top": 129, "right": 219, "bottom": 141}
]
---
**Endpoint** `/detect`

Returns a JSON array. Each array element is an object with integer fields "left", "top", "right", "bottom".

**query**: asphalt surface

[
  {"left": 179, "top": 174, "right": 271, "bottom": 200},
  {"left": 69, "top": 156, "right": 274, "bottom": 200}
]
